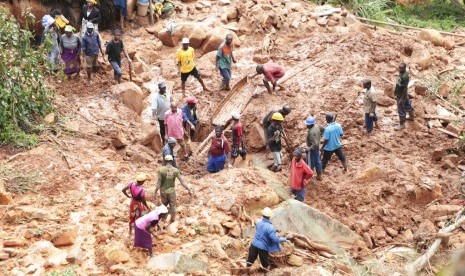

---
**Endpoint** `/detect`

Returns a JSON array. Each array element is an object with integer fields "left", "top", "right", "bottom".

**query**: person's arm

[
  {"left": 76, "top": 36, "right": 82, "bottom": 55},
  {"left": 92, "top": 8, "right": 102, "bottom": 23},
  {"left": 370, "top": 93, "right": 377, "bottom": 115},
  {"left": 122, "top": 185, "right": 131, "bottom": 198},
  {"left": 231, "top": 50, "right": 237, "bottom": 63},
  {"left": 145, "top": 222, "right": 157, "bottom": 236},
  {"left": 321, "top": 140, "right": 328, "bottom": 153},
  {"left": 304, "top": 164, "right": 313, "bottom": 179},
  {"left": 268, "top": 227, "right": 287, "bottom": 243},
  {"left": 181, "top": 107, "right": 195, "bottom": 128},
  {"left": 98, "top": 35, "right": 105, "bottom": 59},
  {"left": 153, "top": 175, "right": 162, "bottom": 203},
  {"left": 224, "top": 139, "right": 232, "bottom": 166},
  {"left": 105, "top": 41, "right": 110, "bottom": 55},
  {"left": 123, "top": 46, "right": 132, "bottom": 63},
  {"left": 81, "top": 36, "right": 87, "bottom": 56},
  {"left": 282, "top": 129, "right": 290, "bottom": 147},
  {"left": 215, "top": 51, "right": 220, "bottom": 69},
  {"left": 79, "top": 6, "right": 84, "bottom": 26},
  {"left": 177, "top": 174, "right": 192, "bottom": 195},
  {"left": 141, "top": 196, "right": 150, "bottom": 210},
  {"left": 176, "top": 51, "right": 181, "bottom": 75}
]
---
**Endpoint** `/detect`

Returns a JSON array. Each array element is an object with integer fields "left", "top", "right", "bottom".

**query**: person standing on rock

[
  {"left": 79, "top": 0, "right": 101, "bottom": 35},
  {"left": 105, "top": 29, "right": 132, "bottom": 84},
  {"left": 267, "top": 113, "right": 288, "bottom": 172},
  {"left": 154, "top": 155, "right": 193, "bottom": 224},
  {"left": 250, "top": 63, "right": 285, "bottom": 94},
  {"left": 122, "top": 172, "right": 151, "bottom": 237},
  {"left": 305, "top": 116, "right": 324, "bottom": 180},
  {"left": 207, "top": 126, "right": 232, "bottom": 173},
  {"left": 152, "top": 81, "right": 171, "bottom": 144},
  {"left": 245, "top": 207, "right": 290, "bottom": 271},
  {"left": 81, "top": 22, "right": 105, "bottom": 84},
  {"left": 263, "top": 106, "right": 291, "bottom": 144},
  {"left": 164, "top": 102, "right": 189, "bottom": 161},
  {"left": 289, "top": 148, "right": 313, "bottom": 202},
  {"left": 176, "top": 38, "right": 209, "bottom": 97},
  {"left": 134, "top": 204, "right": 168, "bottom": 257},
  {"left": 181, "top": 96, "right": 198, "bottom": 141},
  {"left": 321, "top": 113, "right": 347, "bottom": 173},
  {"left": 362, "top": 79, "right": 378, "bottom": 133},
  {"left": 395, "top": 62, "right": 414, "bottom": 130},
  {"left": 216, "top": 33, "right": 237, "bottom": 91},
  {"left": 230, "top": 111, "right": 246, "bottom": 165},
  {"left": 162, "top": 137, "right": 178, "bottom": 168}
]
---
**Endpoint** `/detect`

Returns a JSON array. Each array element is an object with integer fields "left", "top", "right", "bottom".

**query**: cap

[
  {"left": 262, "top": 207, "right": 272, "bottom": 217},
  {"left": 231, "top": 111, "right": 240, "bottom": 120},
  {"left": 86, "top": 22, "right": 94, "bottom": 29},
  {"left": 64, "top": 25, "right": 74, "bottom": 32},
  {"left": 271, "top": 112, "right": 284, "bottom": 121},
  {"left": 305, "top": 117, "right": 316, "bottom": 126},
  {"left": 167, "top": 137, "right": 176, "bottom": 144},
  {"left": 136, "top": 172, "right": 147, "bottom": 182},
  {"left": 186, "top": 96, "right": 198, "bottom": 104},
  {"left": 156, "top": 204, "right": 169, "bottom": 214},
  {"left": 182, "top": 37, "right": 189, "bottom": 44},
  {"left": 165, "top": 155, "right": 174, "bottom": 161},
  {"left": 158, "top": 81, "right": 166, "bottom": 89}
]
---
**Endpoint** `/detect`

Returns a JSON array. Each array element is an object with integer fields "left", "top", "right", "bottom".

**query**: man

[
  {"left": 81, "top": 22, "right": 105, "bottom": 84},
  {"left": 231, "top": 111, "right": 246, "bottom": 165},
  {"left": 181, "top": 96, "right": 198, "bottom": 141},
  {"left": 162, "top": 137, "right": 177, "bottom": 168},
  {"left": 362, "top": 79, "right": 378, "bottom": 133},
  {"left": 246, "top": 207, "right": 290, "bottom": 271},
  {"left": 152, "top": 81, "right": 171, "bottom": 144},
  {"left": 79, "top": 0, "right": 101, "bottom": 35},
  {"left": 305, "top": 116, "right": 324, "bottom": 180},
  {"left": 321, "top": 114, "right": 347, "bottom": 173},
  {"left": 207, "top": 126, "right": 231, "bottom": 173},
  {"left": 164, "top": 102, "right": 189, "bottom": 161},
  {"left": 395, "top": 62, "right": 414, "bottom": 130},
  {"left": 267, "top": 112, "right": 287, "bottom": 172},
  {"left": 176, "top": 38, "right": 208, "bottom": 97},
  {"left": 106, "top": 29, "right": 131, "bottom": 84},
  {"left": 154, "top": 155, "right": 192, "bottom": 224},
  {"left": 216, "top": 34, "right": 236, "bottom": 91},
  {"left": 289, "top": 148, "right": 313, "bottom": 202},
  {"left": 263, "top": 105, "right": 291, "bottom": 142},
  {"left": 250, "top": 63, "right": 285, "bottom": 94}
]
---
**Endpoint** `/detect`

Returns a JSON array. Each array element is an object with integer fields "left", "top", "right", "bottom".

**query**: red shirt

[
  {"left": 209, "top": 136, "right": 230, "bottom": 157},
  {"left": 232, "top": 122, "right": 243, "bottom": 146},
  {"left": 263, "top": 63, "right": 285, "bottom": 84},
  {"left": 289, "top": 157, "right": 313, "bottom": 191}
]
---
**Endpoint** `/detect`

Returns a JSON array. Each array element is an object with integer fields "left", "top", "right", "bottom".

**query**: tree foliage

[{"left": 0, "top": 7, "right": 53, "bottom": 147}]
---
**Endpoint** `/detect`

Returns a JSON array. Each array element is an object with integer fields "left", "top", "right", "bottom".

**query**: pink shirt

[
  {"left": 263, "top": 63, "right": 285, "bottom": 84},
  {"left": 128, "top": 182, "right": 146, "bottom": 199},
  {"left": 289, "top": 157, "right": 313, "bottom": 191},
  {"left": 164, "top": 109, "right": 184, "bottom": 139},
  {"left": 135, "top": 210, "right": 159, "bottom": 232}
]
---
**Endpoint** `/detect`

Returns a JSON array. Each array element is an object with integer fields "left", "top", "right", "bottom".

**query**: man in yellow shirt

[{"left": 176, "top": 38, "right": 208, "bottom": 97}]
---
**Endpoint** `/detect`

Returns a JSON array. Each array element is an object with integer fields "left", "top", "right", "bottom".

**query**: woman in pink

[
  {"left": 134, "top": 205, "right": 168, "bottom": 257},
  {"left": 121, "top": 172, "right": 151, "bottom": 237}
]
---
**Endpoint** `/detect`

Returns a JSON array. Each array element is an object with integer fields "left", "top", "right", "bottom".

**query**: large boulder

[
  {"left": 189, "top": 27, "right": 208, "bottom": 49},
  {"left": 104, "top": 242, "right": 130, "bottom": 264},
  {"left": 418, "top": 29, "right": 445, "bottom": 47},
  {"left": 411, "top": 43, "right": 432, "bottom": 70},
  {"left": 112, "top": 82, "right": 145, "bottom": 115},
  {"left": 357, "top": 164, "right": 383, "bottom": 183},
  {"left": 201, "top": 28, "right": 240, "bottom": 53},
  {"left": 147, "top": 252, "right": 207, "bottom": 273},
  {"left": 158, "top": 28, "right": 180, "bottom": 47},
  {"left": 138, "top": 123, "right": 158, "bottom": 145},
  {"left": 52, "top": 226, "right": 77, "bottom": 247},
  {"left": 246, "top": 122, "right": 266, "bottom": 151}
]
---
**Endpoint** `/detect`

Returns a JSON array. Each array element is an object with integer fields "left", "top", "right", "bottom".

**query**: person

[
  {"left": 250, "top": 63, "right": 285, "bottom": 94},
  {"left": 162, "top": 137, "right": 178, "bottom": 168},
  {"left": 79, "top": 0, "right": 101, "bottom": 35},
  {"left": 305, "top": 117, "right": 324, "bottom": 180},
  {"left": 394, "top": 62, "right": 414, "bottom": 130},
  {"left": 181, "top": 96, "right": 198, "bottom": 141},
  {"left": 263, "top": 106, "right": 291, "bottom": 143},
  {"left": 230, "top": 111, "right": 246, "bottom": 165},
  {"left": 164, "top": 102, "right": 189, "bottom": 161},
  {"left": 81, "top": 22, "right": 105, "bottom": 84},
  {"left": 321, "top": 113, "right": 347, "bottom": 173},
  {"left": 207, "top": 126, "right": 231, "bottom": 173},
  {"left": 134, "top": 205, "right": 168, "bottom": 257},
  {"left": 106, "top": 29, "right": 131, "bottom": 84},
  {"left": 176, "top": 38, "right": 208, "bottom": 97},
  {"left": 216, "top": 33, "right": 236, "bottom": 91},
  {"left": 41, "top": 15, "right": 59, "bottom": 70},
  {"left": 362, "top": 79, "right": 378, "bottom": 133},
  {"left": 246, "top": 207, "right": 290, "bottom": 271},
  {"left": 152, "top": 81, "right": 171, "bottom": 144},
  {"left": 153, "top": 155, "right": 193, "bottom": 224},
  {"left": 59, "top": 25, "right": 81, "bottom": 78},
  {"left": 289, "top": 148, "right": 313, "bottom": 202},
  {"left": 266, "top": 113, "right": 288, "bottom": 172},
  {"left": 121, "top": 172, "right": 151, "bottom": 236}
]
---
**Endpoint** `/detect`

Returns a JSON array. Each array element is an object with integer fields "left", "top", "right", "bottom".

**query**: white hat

[
  {"left": 156, "top": 204, "right": 168, "bottom": 214},
  {"left": 136, "top": 172, "right": 147, "bottom": 182},
  {"left": 262, "top": 207, "right": 272, "bottom": 217},
  {"left": 42, "top": 15, "right": 55, "bottom": 28},
  {"left": 86, "top": 22, "right": 94, "bottom": 29},
  {"left": 231, "top": 111, "right": 240, "bottom": 120},
  {"left": 181, "top": 37, "right": 189, "bottom": 44},
  {"left": 165, "top": 155, "right": 173, "bottom": 161}
]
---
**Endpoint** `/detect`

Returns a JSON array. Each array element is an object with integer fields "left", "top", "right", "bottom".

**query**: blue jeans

[
  {"left": 290, "top": 187, "right": 306, "bottom": 202},
  {"left": 364, "top": 113, "right": 378, "bottom": 133},
  {"left": 207, "top": 154, "right": 226, "bottom": 173},
  {"left": 219, "top": 68, "right": 231, "bottom": 84},
  {"left": 396, "top": 96, "right": 413, "bottom": 118},
  {"left": 110, "top": 61, "right": 122, "bottom": 77},
  {"left": 307, "top": 148, "right": 322, "bottom": 174}
]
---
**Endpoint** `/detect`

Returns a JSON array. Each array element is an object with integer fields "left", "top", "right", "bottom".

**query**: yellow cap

[
  {"left": 271, "top": 112, "right": 284, "bottom": 121},
  {"left": 165, "top": 155, "right": 174, "bottom": 161},
  {"left": 136, "top": 172, "right": 147, "bottom": 182}
]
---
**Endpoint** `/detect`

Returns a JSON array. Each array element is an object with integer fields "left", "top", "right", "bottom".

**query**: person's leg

[
  {"left": 335, "top": 147, "right": 347, "bottom": 172},
  {"left": 405, "top": 97, "right": 415, "bottom": 121},
  {"left": 257, "top": 248, "right": 270, "bottom": 269},
  {"left": 181, "top": 73, "right": 188, "bottom": 98},
  {"left": 395, "top": 98, "right": 407, "bottom": 130},
  {"left": 168, "top": 192, "right": 177, "bottom": 222},
  {"left": 262, "top": 79, "right": 272, "bottom": 93},
  {"left": 110, "top": 61, "right": 122, "bottom": 83},
  {"left": 313, "top": 149, "right": 323, "bottom": 179},
  {"left": 231, "top": 146, "right": 238, "bottom": 165},
  {"left": 85, "top": 56, "right": 92, "bottom": 82},
  {"left": 246, "top": 244, "right": 259, "bottom": 267},
  {"left": 158, "top": 120, "right": 166, "bottom": 144},
  {"left": 207, "top": 155, "right": 216, "bottom": 173},
  {"left": 160, "top": 193, "right": 170, "bottom": 223},
  {"left": 178, "top": 139, "right": 188, "bottom": 160},
  {"left": 373, "top": 112, "right": 379, "bottom": 128},
  {"left": 225, "top": 68, "right": 231, "bottom": 91},
  {"left": 192, "top": 67, "right": 209, "bottom": 92},
  {"left": 275, "top": 151, "right": 282, "bottom": 171},
  {"left": 365, "top": 113, "right": 374, "bottom": 133},
  {"left": 219, "top": 68, "right": 227, "bottom": 90},
  {"left": 321, "top": 150, "right": 333, "bottom": 172}
]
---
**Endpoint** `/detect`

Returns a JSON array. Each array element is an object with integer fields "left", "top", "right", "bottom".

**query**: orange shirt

[{"left": 289, "top": 157, "right": 313, "bottom": 190}]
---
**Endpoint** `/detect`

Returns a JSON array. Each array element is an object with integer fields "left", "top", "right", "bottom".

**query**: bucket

[
  {"left": 127, "top": 0, "right": 136, "bottom": 17},
  {"left": 55, "top": 15, "right": 69, "bottom": 29},
  {"left": 137, "top": 0, "right": 150, "bottom": 17}
]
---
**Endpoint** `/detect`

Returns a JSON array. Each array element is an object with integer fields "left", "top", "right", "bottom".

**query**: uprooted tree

[{"left": 0, "top": 7, "right": 53, "bottom": 147}]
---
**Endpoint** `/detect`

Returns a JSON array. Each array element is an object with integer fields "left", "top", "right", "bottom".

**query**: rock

[
  {"left": 112, "top": 82, "right": 144, "bottom": 115},
  {"left": 226, "top": 8, "right": 239, "bottom": 20},
  {"left": 139, "top": 123, "right": 158, "bottom": 145},
  {"left": 415, "top": 184, "right": 443, "bottom": 204},
  {"left": 112, "top": 131, "right": 128, "bottom": 149},
  {"left": 104, "top": 242, "right": 130, "bottom": 263},
  {"left": 376, "top": 95, "right": 396, "bottom": 107},
  {"left": 221, "top": 221, "right": 238, "bottom": 229},
  {"left": 201, "top": 28, "right": 240, "bottom": 53},
  {"left": 385, "top": 227, "right": 398, "bottom": 237},
  {"left": 0, "top": 252, "right": 9, "bottom": 260},
  {"left": 444, "top": 39, "right": 455, "bottom": 50},
  {"left": 419, "top": 29, "right": 445, "bottom": 47},
  {"left": 229, "top": 225, "right": 241, "bottom": 238},
  {"left": 158, "top": 28, "right": 180, "bottom": 47},
  {"left": 109, "top": 264, "right": 127, "bottom": 274},
  {"left": 415, "top": 84, "right": 428, "bottom": 96},
  {"left": 145, "top": 26, "right": 158, "bottom": 35},
  {"left": 210, "top": 240, "right": 229, "bottom": 259},
  {"left": 432, "top": 148, "right": 444, "bottom": 161},
  {"left": 44, "top": 113, "right": 56, "bottom": 124},
  {"left": 444, "top": 154, "right": 459, "bottom": 164},
  {"left": 219, "top": 0, "right": 231, "bottom": 5},
  {"left": 362, "top": 232, "right": 373, "bottom": 248},
  {"left": 411, "top": 43, "right": 432, "bottom": 70},
  {"left": 442, "top": 159, "right": 455, "bottom": 170},
  {"left": 52, "top": 226, "right": 77, "bottom": 247},
  {"left": 247, "top": 122, "right": 266, "bottom": 150},
  {"left": 0, "top": 190, "right": 14, "bottom": 205},
  {"left": 287, "top": 254, "right": 303, "bottom": 266},
  {"left": 439, "top": 82, "right": 452, "bottom": 98},
  {"left": 370, "top": 225, "right": 387, "bottom": 240},
  {"left": 189, "top": 27, "right": 208, "bottom": 49},
  {"left": 327, "top": 19, "right": 338, "bottom": 27},
  {"left": 28, "top": 241, "right": 60, "bottom": 255},
  {"left": 403, "top": 229, "right": 414, "bottom": 242},
  {"left": 416, "top": 219, "right": 436, "bottom": 236},
  {"left": 185, "top": 217, "right": 197, "bottom": 225},
  {"left": 426, "top": 204, "right": 462, "bottom": 216},
  {"left": 357, "top": 164, "right": 383, "bottom": 183},
  {"left": 252, "top": 54, "right": 270, "bottom": 64},
  {"left": 3, "top": 239, "right": 25, "bottom": 247},
  {"left": 317, "top": 18, "right": 327, "bottom": 26},
  {"left": 445, "top": 124, "right": 461, "bottom": 135},
  {"left": 66, "top": 245, "right": 83, "bottom": 264},
  {"left": 147, "top": 252, "right": 208, "bottom": 273},
  {"left": 167, "top": 221, "right": 179, "bottom": 236}
]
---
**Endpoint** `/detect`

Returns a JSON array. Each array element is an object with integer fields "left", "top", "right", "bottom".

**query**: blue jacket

[
  {"left": 82, "top": 31, "right": 101, "bottom": 57},
  {"left": 252, "top": 218, "right": 286, "bottom": 252},
  {"left": 181, "top": 104, "right": 198, "bottom": 126}
]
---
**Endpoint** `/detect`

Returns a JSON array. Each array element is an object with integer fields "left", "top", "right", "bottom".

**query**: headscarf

[{"left": 42, "top": 15, "right": 55, "bottom": 28}]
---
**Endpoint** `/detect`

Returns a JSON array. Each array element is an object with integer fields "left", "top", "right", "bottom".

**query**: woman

[
  {"left": 122, "top": 172, "right": 151, "bottom": 236},
  {"left": 60, "top": 25, "right": 81, "bottom": 78},
  {"left": 79, "top": 0, "right": 101, "bottom": 35},
  {"left": 41, "top": 15, "right": 59, "bottom": 70},
  {"left": 134, "top": 205, "right": 168, "bottom": 257}
]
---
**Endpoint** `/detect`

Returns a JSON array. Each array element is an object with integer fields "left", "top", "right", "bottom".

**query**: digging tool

[{"left": 128, "top": 62, "right": 133, "bottom": 82}]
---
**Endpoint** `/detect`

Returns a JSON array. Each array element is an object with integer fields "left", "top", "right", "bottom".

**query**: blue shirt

[
  {"left": 181, "top": 104, "right": 198, "bottom": 126},
  {"left": 323, "top": 122, "right": 343, "bottom": 151},
  {"left": 81, "top": 31, "right": 101, "bottom": 56},
  {"left": 252, "top": 218, "right": 286, "bottom": 253},
  {"left": 162, "top": 144, "right": 177, "bottom": 168}
]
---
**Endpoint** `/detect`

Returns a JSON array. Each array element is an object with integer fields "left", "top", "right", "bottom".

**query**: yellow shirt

[{"left": 176, "top": 47, "right": 195, "bottom": 73}]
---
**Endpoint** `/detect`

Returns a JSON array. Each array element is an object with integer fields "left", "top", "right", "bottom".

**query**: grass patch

[
  {"left": 0, "top": 165, "right": 43, "bottom": 194},
  {"left": 328, "top": 0, "right": 393, "bottom": 21},
  {"left": 44, "top": 266, "right": 76, "bottom": 276}
]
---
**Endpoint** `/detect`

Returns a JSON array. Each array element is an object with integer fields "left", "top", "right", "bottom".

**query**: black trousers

[
  {"left": 158, "top": 120, "right": 166, "bottom": 141},
  {"left": 246, "top": 244, "right": 270, "bottom": 268},
  {"left": 321, "top": 147, "right": 345, "bottom": 170}
]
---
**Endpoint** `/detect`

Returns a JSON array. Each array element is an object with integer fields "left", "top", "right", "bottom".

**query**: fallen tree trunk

[{"left": 290, "top": 233, "right": 335, "bottom": 255}]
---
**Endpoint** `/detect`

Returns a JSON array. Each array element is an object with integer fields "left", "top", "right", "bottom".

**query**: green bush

[
  {"left": 328, "top": 0, "right": 393, "bottom": 21},
  {"left": 0, "top": 7, "right": 53, "bottom": 147}
]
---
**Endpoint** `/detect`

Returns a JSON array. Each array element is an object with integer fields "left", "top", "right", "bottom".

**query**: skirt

[
  {"left": 134, "top": 225, "right": 152, "bottom": 250},
  {"left": 61, "top": 48, "right": 80, "bottom": 75},
  {"left": 129, "top": 199, "right": 146, "bottom": 227}
]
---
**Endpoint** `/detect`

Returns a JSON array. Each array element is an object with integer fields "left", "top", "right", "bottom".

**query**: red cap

[{"left": 186, "top": 96, "right": 198, "bottom": 104}]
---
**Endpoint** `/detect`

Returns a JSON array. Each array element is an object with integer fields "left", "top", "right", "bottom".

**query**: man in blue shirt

[
  {"left": 320, "top": 113, "right": 347, "bottom": 173},
  {"left": 246, "top": 207, "right": 289, "bottom": 271},
  {"left": 81, "top": 22, "right": 105, "bottom": 84},
  {"left": 162, "top": 137, "right": 177, "bottom": 168},
  {"left": 181, "top": 96, "right": 198, "bottom": 141}
]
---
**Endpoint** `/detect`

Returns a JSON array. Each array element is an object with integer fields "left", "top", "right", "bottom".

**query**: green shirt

[
  {"left": 216, "top": 41, "right": 233, "bottom": 69},
  {"left": 306, "top": 124, "right": 325, "bottom": 150},
  {"left": 158, "top": 166, "right": 181, "bottom": 194},
  {"left": 395, "top": 71, "right": 409, "bottom": 99}
]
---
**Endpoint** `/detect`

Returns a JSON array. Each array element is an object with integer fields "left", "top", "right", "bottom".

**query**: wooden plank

[
  {"left": 422, "top": 114, "right": 459, "bottom": 122},
  {"left": 437, "top": 128, "right": 460, "bottom": 139}
]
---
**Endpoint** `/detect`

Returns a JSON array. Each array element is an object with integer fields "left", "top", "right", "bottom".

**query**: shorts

[
  {"left": 160, "top": 192, "right": 176, "bottom": 215},
  {"left": 85, "top": 55, "right": 98, "bottom": 68},
  {"left": 181, "top": 67, "right": 201, "bottom": 82},
  {"left": 231, "top": 144, "right": 246, "bottom": 159},
  {"left": 271, "top": 151, "right": 282, "bottom": 166}
]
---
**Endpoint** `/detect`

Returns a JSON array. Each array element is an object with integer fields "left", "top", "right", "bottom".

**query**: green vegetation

[
  {"left": 44, "top": 266, "right": 76, "bottom": 276},
  {"left": 0, "top": 7, "right": 53, "bottom": 148},
  {"left": 329, "top": 0, "right": 393, "bottom": 21}
]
